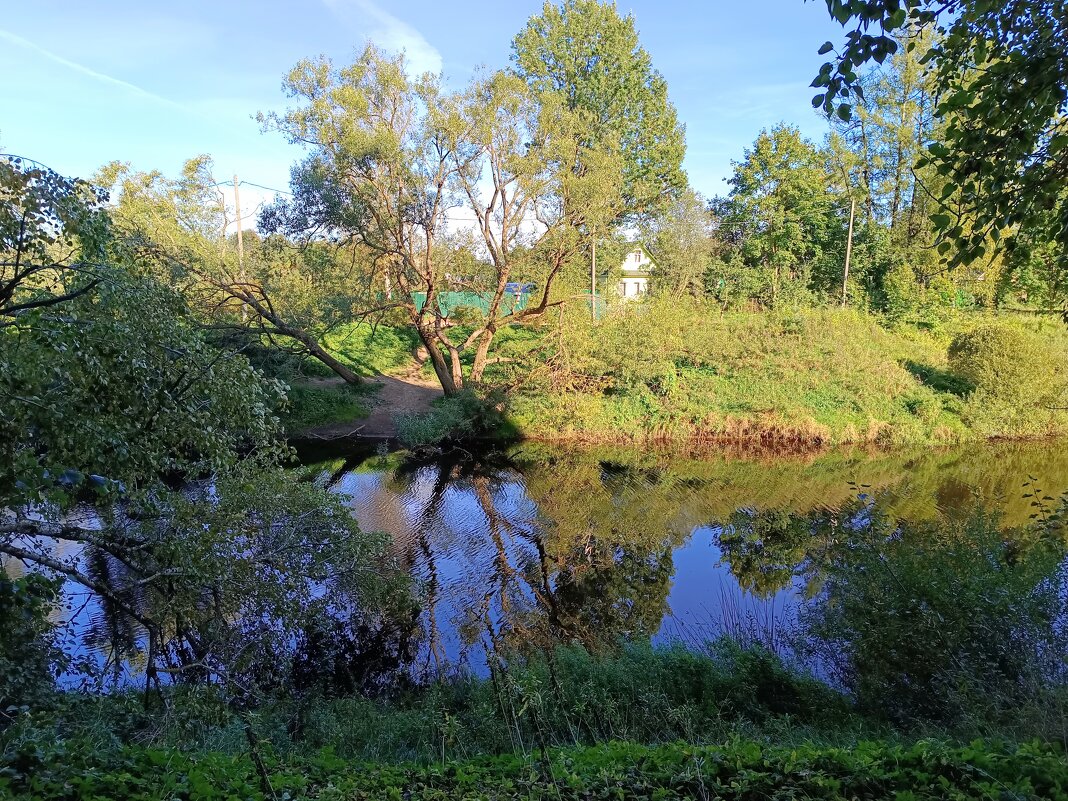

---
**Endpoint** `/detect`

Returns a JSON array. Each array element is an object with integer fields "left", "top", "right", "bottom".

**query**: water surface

[{"left": 296, "top": 440, "right": 1068, "bottom": 674}]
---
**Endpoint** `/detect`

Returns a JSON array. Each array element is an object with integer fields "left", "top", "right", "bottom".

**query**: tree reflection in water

[
  {"left": 315, "top": 439, "right": 1068, "bottom": 679},
  {"left": 36, "top": 439, "right": 1068, "bottom": 699}
]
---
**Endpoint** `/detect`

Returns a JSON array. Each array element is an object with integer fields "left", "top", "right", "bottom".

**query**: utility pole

[
  {"left": 233, "top": 175, "right": 247, "bottom": 321},
  {"left": 590, "top": 234, "right": 597, "bottom": 321},
  {"left": 233, "top": 175, "right": 245, "bottom": 280},
  {"left": 841, "top": 197, "right": 855, "bottom": 306}
]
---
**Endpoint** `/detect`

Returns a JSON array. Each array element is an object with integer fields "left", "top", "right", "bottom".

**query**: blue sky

[{"left": 2, "top": 1, "right": 844, "bottom": 211}]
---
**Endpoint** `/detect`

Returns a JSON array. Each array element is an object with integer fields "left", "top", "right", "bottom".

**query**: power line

[{"left": 209, "top": 178, "right": 292, "bottom": 196}]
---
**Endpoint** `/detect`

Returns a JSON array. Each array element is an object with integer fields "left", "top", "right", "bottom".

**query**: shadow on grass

[{"left": 903, "top": 360, "right": 973, "bottom": 397}]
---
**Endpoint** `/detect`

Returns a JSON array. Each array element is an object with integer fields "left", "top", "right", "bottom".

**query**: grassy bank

[
  {"left": 252, "top": 309, "right": 1068, "bottom": 445},
  {"left": 279, "top": 381, "right": 374, "bottom": 431},
  {"left": 502, "top": 305, "right": 1068, "bottom": 446}
]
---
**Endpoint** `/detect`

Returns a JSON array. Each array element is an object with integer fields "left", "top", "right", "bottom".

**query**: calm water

[{"left": 295, "top": 439, "right": 1068, "bottom": 674}]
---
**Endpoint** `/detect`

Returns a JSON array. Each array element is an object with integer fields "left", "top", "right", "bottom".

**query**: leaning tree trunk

[
  {"left": 274, "top": 322, "right": 362, "bottom": 386},
  {"left": 230, "top": 286, "right": 363, "bottom": 386},
  {"left": 470, "top": 329, "right": 495, "bottom": 384},
  {"left": 416, "top": 321, "right": 458, "bottom": 395}
]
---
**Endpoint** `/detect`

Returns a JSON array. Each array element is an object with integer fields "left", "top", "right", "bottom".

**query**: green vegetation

[
  {"left": 5, "top": 1, "right": 1068, "bottom": 798},
  {"left": 816, "top": 1, "right": 1068, "bottom": 274},
  {"left": 396, "top": 389, "right": 517, "bottom": 448},
  {"left": 502, "top": 303, "right": 1068, "bottom": 445},
  {"left": 5, "top": 737, "right": 1066, "bottom": 801},
  {"left": 279, "top": 382, "right": 373, "bottom": 432}
]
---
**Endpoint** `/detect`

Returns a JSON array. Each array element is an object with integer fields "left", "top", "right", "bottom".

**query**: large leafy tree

[
  {"left": 641, "top": 188, "right": 717, "bottom": 297},
  {"left": 512, "top": 0, "right": 687, "bottom": 219},
  {"left": 261, "top": 45, "right": 622, "bottom": 394},
  {"left": 0, "top": 157, "right": 396, "bottom": 707},
  {"left": 716, "top": 125, "right": 845, "bottom": 306},
  {"left": 813, "top": 0, "right": 1068, "bottom": 273}
]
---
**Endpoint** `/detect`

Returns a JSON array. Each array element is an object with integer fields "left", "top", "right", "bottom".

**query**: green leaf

[
  {"left": 836, "top": 103, "right": 852, "bottom": 122},
  {"left": 818, "top": 41, "right": 834, "bottom": 55}
]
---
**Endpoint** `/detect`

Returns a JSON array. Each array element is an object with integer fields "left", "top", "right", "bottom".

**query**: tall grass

[{"left": 502, "top": 302, "right": 1068, "bottom": 445}]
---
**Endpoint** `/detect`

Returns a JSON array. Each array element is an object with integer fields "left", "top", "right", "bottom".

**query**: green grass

[
  {"left": 320, "top": 322, "right": 423, "bottom": 377},
  {"left": 252, "top": 309, "right": 1068, "bottom": 445},
  {"left": 503, "top": 304, "right": 1068, "bottom": 445},
  {"left": 279, "top": 382, "right": 373, "bottom": 432}
]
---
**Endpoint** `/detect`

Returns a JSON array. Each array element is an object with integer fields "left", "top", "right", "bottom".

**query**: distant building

[{"left": 617, "top": 244, "right": 656, "bottom": 299}]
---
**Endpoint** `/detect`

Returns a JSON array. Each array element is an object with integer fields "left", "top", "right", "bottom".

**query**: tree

[
  {"left": 813, "top": 1, "right": 1068, "bottom": 273},
  {"left": 717, "top": 125, "right": 844, "bottom": 306},
  {"left": 0, "top": 157, "right": 399, "bottom": 717},
  {"left": 260, "top": 45, "right": 622, "bottom": 395},
  {"left": 641, "top": 188, "right": 716, "bottom": 297},
  {"left": 98, "top": 158, "right": 367, "bottom": 385},
  {"left": 512, "top": 0, "right": 687, "bottom": 219},
  {"left": 1, "top": 156, "right": 110, "bottom": 322}
]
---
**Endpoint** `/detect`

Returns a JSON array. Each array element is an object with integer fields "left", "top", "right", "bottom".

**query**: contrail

[{"left": 0, "top": 28, "right": 187, "bottom": 111}]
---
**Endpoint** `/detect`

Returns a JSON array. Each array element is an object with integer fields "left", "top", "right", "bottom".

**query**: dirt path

[{"left": 299, "top": 368, "right": 442, "bottom": 440}]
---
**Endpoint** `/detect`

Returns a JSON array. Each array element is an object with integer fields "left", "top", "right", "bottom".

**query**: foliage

[
  {"left": 3, "top": 734, "right": 1066, "bottom": 800},
  {"left": 814, "top": 1, "right": 1068, "bottom": 274},
  {"left": 1, "top": 272, "right": 285, "bottom": 510},
  {"left": 946, "top": 322, "right": 1068, "bottom": 435},
  {"left": 279, "top": 382, "right": 371, "bottom": 433},
  {"left": 712, "top": 125, "right": 844, "bottom": 308},
  {"left": 395, "top": 389, "right": 517, "bottom": 448},
  {"left": 2, "top": 639, "right": 854, "bottom": 764},
  {"left": 802, "top": 505, "right": 1068, "bottom": 733},
  {"left": 260, "top": 44, "right": 622, "bottom": 394},
  {"left": 506, "top": 301, "right": 1068, "bottom": 445},
  {"left": 0, "top": 155, "right": 111, "bottom": 320},
  {"left": 0, "top": 157, "right": 403, "bottom": 711},
  {"left": 512, "top": 0, "right": 686, "bottom": 219},
  {"left": 98, "top": 158, "right": 369, "bottom": 385},
  {"left": 642, "top": 189, "right": 716, "bottom": 297},
  {"left": 0, "top": 575, "right": 61, "bottom": 724}
]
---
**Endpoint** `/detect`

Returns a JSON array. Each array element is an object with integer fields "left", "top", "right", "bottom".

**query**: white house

[{"left": 617, "top": 243, "right": 656, "bottom": 299}]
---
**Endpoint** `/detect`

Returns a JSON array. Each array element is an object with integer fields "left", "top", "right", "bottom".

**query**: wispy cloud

[
  {"left": 0, "top": 28, "right": 186, "bottom": 111},
  {"left": 322, "top": 0, "right": 443, "bottom": 76}
]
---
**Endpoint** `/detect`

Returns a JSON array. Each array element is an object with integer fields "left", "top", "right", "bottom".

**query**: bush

[
  {"left": 801, "top": 507, "right": 1068, "bottom": 736},
  {"left": 0, "top": 574, "right": 62, "bottom": 724},
  {"left": 948, "top": 322, "right": 1065, "bottom": 406},
  {"left": 395, "top": 389, "right": 517, "bottom": 448}
]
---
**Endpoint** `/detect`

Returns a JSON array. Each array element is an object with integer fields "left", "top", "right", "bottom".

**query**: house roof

[{"left": 621, "top": 242, "right": 657, "bottom": 276}]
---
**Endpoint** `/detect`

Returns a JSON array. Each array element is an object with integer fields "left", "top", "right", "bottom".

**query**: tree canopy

[
  {"left": 813, "top": 1, "right": 1068, "bottom": 274},
  {"left": 512, "top": 0, "right": 687, "bottom": 219}
]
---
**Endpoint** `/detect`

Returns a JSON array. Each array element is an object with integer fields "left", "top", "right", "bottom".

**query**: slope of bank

[{"left": 504, "top": 307, "right": 1068, "bottom": 446}]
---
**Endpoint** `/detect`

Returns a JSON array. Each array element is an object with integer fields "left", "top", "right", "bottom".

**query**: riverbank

[
  {"left": 503, "top": 306, "right": 1068, "bottom": 447},
  {"left": 280, "top": 309, "right": 1068, "bottom": 447}
]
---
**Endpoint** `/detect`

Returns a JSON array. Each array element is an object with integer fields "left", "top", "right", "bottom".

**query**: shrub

[
  {"left": 395, "top": 389, "right": 517, "bottom": 448},
  {"left": 948, "top": 322, "right": 1065, "bottom": 406},
  {"left": 801, "top": 507, "right": 1068, "bottom": 736},
  {"left": 0, "top": 574, "right": 62, "bottom": 724}
]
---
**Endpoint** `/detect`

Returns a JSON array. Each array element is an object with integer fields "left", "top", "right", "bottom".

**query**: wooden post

[
  {"left": 590, "top": 235, "right": 597, "bottom": 321},
  {"left": 842, "top": 197, "right": 855, "bottom": 306},
  {"left": 233, "top": 175, "right": 245, "bottom": 279}
]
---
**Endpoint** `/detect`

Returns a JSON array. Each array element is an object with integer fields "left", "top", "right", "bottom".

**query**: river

[{"left": 293, "top": 439, "right": 1068, "bottom": 676}]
